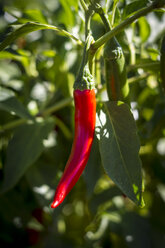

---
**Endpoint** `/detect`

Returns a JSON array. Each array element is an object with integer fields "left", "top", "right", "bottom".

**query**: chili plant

[{"left": 0, "top": 0, "right": 165, "bottom": 247}]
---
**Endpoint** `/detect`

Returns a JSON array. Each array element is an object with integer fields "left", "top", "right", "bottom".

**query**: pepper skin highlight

[{"left": 51, "top": 89, "right": 96, "bottom": 208}]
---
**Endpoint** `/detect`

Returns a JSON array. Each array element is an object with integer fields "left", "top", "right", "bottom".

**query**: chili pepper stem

[
  {"left": 90, "top": 1, "right": 164, "bottom": 58},
  {"left": 74, "top": 8, "right": 95, "bottom": 90},
  {"left": 89, "top": 0, "right": 110, "bottom": 32},
  {"left": 51, "top": 193, "right": 64, "bottom": 208},
  {"left": 79, "top": 0, "right": 88, "bottom": 12}
]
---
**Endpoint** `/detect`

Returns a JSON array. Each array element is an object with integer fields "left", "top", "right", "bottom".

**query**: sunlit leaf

[
  {"left": 59, "top": 0, "right": 76, "bottom": 27},
  {"left": 23, "top": 9, "right": 48, "bottom": 24},
  {"left": 7, "top": 9, "right": 48, "bottom": 25},
  {"left": 0, "top": 22, "right": 81, "bottom": 51},
  {"left": 96, "top": 101, "right": 144, "bottom": 207},
  {"left": 147, "top": 47, "right": 159, "bottom": 60},
  {"left": 122, "top": 0, "right": 148, "bottom": 19},
  {"left": 138, "top": 17, "right": 151, "bottom": 43}
]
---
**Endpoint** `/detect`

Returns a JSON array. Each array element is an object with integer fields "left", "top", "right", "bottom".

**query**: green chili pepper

[
  {"left": 88, "top": 0, "right": 129, "bottom": 103},
  {"left": 104, "top": 37, "right": 130, "bottom": 104}
]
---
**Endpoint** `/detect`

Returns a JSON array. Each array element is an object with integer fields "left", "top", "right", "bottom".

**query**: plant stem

[
  {"left": 0, "top": 97, "right": 73, "bottom": 132},
  {"left": 88, "top": 40, "right": 95, "bottom": 74},
  {"left": 92, "top": 2, "right": 160, "bottom": 52},
  {"left": 54, "top": 116, "right": 72, "bottom": 139},
  {"left": 110, "top": 1, "right": 118, "bottom": 27},
  {"left": 78, "top": 5, "right": 94, "bottom": 73},
  {"left": 42, "top": 97, "right": 73, "bottom": 116},
  {"left": 127, "top": 62, "right": 160, "bottom": 72},
  {"left": 87, "top": 0, "right": 112, "bottom": 70},
  {"left": 0, "top": 119, "right": 27, "bottom": 132},
  {"left": 89, "top": 0, "right": 110, "bottom": 31},
  {"left": 85, "top": 12, "right": 92, "bottom": 39},
  {"left": 79, "top": 0, "right": 88, "bottom": 12}
]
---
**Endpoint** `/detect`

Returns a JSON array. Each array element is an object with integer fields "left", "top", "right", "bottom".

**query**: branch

[
  {"left": 0, "top": 97, "right": 73, "bottom": 132},
  {"left": 91, "top": 1, "right": 164, "bottom": 52}
]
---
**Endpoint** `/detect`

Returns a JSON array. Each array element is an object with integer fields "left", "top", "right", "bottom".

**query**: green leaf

[
  {"left": 84, "top": 135, "right": 102, "bottom": 197},
  {"left": 138, "top": 17, "right": 150, "bottom": 43},
  {"left": 154, "top": 8, "right": 165, "bottom": 13},
  {"left": 0, "top": 96, "right": 33, "bottom": 120},
  {"left": 122, "top": 0, "right": 148, "bottom": 19},
  {"left": 23, "top": 9, "right": 48, "bottom": 24},
  {"left": 96, "top": 101, "right": 144, "bottom": 207},
  {"left": 26, "top": 158, "right": 58, "bottom": 206},
  {"left": 0, "top": 50, "right": 38, "bottom": 77},
  {"left": 0, "top": 61, "right": 21, "bottom": 81},
  {"left": 110, "top": 6, "right": 121, "bottom": 27},
  {"left": 0, "top": 87, "right": 15, "bottom": 99},
  {"left": 0, "top": 119, "right": 54, "bottom": 193},
  {"left": 128, "top": 58, "right": 160, "bottom": 72},
  {"left": 5, "top": 8, "right": 48, "bottom": 25},
  {"left": 68, "top": 0, "right": 78, "bottom": 11},
  {"left": 147, "top": 47, "right": 159, "bottom": 60},
  {"left": 114, "top": 0, "right": 120, "bottom": 4},
  {"left": 59, "top": 0, "right": 77, "bottom": 27},
  {"left": 0, "top": 51, "right": 26, "bottom": 61},
  {"left": 0, "top": 22, "right": 81, "bottom": 51}
]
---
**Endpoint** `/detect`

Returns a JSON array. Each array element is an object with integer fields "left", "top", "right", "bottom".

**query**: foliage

[{"left": 0, "top": 0, "right": 165, "bottom": 247}]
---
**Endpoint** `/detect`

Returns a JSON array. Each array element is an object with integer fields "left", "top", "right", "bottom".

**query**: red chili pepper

[{"left": 51, "top": 89, "right": 96, "bottom": 208}]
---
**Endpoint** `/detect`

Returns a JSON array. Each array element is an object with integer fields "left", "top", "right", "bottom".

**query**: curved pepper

[
  {"left": 104, "top": 37, "right": 130, "bottom": 104},
  {"left": 51, "top": 89, "right": 96, "bottom": 208}
]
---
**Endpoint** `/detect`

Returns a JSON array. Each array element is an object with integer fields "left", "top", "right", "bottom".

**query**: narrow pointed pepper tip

[
  {"left": 51, "top": 200, "right": 61, "bottom": 208},
  {"left": 51, "top": 190, "right": 65, "bottom": 209}
]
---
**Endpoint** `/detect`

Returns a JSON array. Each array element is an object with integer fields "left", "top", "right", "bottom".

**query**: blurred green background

[{"left": 0, "top": 0, "right": 165, "bottom": 247}]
